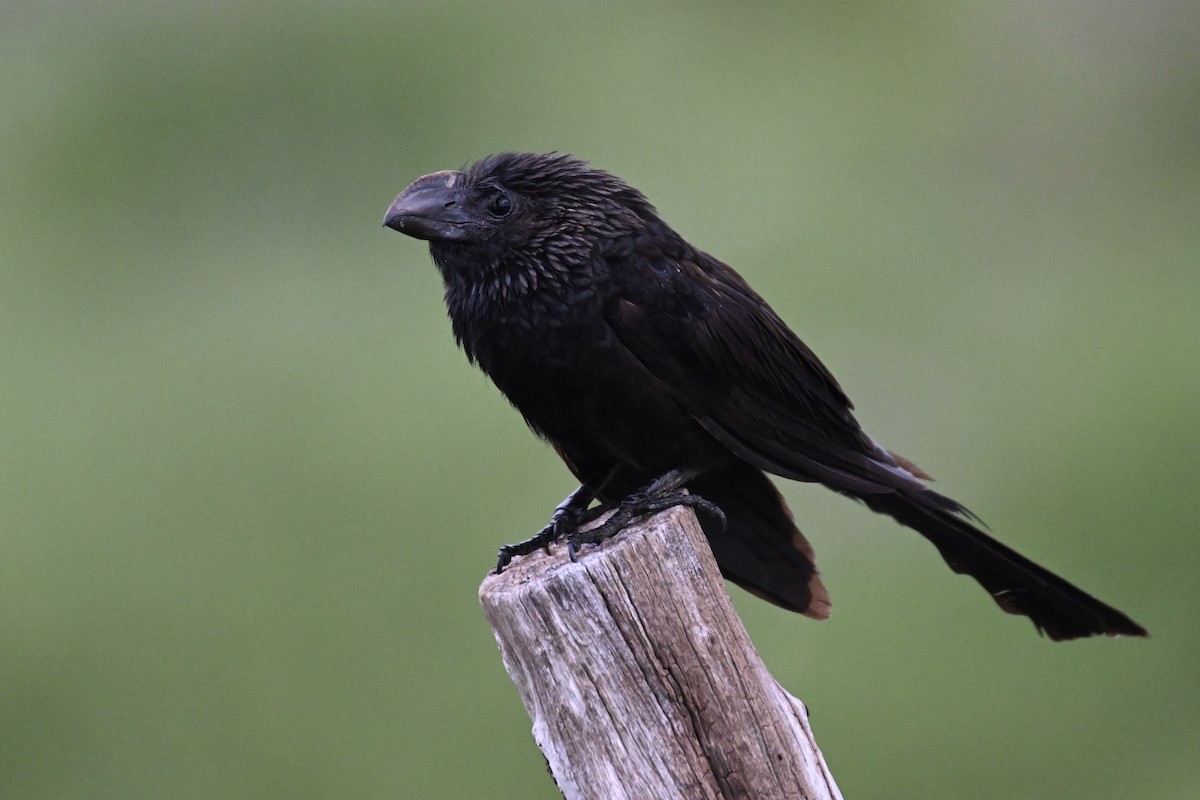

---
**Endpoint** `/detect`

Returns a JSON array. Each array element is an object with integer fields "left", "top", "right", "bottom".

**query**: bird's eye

[{"left": 487, "top": 193, "right": 512, "bottom": 217}]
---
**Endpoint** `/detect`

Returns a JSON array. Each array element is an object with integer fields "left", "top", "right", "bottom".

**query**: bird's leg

[
  {"left": 495, "top": 483, "right": 598, "bottom": 573},
  {"left": 566, "top": 468, "right": 727, "bottom": 561}
]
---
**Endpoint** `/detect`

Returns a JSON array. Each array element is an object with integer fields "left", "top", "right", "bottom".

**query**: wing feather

[{"left": 603, "top": 244, "right": 924, "bottom": 495}]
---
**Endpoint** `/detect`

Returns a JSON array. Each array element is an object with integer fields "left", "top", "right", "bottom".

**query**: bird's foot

[
  {"left": 495, "top": 507, "right": 585, "bottom": 573},
  {"left": 565, "top": 489, "right": 726, "bottom": 562},
  {"left": 495, "top": 483, "right": 598, "bottom": 573},
  {"left": 492, "top": 470, "right": 725, "bottom": 571}
]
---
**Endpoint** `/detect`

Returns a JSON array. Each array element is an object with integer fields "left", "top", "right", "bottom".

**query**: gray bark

[{"left": 479, "top": 505, "right": 843, "bottom": 800}]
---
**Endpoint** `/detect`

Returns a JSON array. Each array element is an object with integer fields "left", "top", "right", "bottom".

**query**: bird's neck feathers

[
  {"left": 431, "top": 240, "right": 592, "bottom": 365},
  {"left": 433, "top": 240, "right": 577, "bottom": 307}
]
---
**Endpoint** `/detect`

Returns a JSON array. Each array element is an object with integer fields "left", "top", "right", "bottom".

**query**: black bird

[{"left": 383, "top": 152, "right": 1146, "bottom": 641}]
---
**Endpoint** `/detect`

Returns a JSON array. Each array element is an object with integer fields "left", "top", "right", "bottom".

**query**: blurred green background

[{"left": 3, "top": 1, "right": 1197, "bottom": 798}]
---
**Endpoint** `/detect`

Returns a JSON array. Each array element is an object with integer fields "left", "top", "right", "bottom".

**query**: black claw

[
  {"left": 690, "top": 496, "right": 727, "bottom": 530},
  {"left": 493, "top": 475, "right": 722, "bottom": 572},
  {"left": 562, "top": 489, "right": 722, "bottom": 562},
  {"left": 494, "top": 522, "right": 558, "bottom": 574}
]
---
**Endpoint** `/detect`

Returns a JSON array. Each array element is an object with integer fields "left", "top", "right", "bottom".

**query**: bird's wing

[{"left": 602, "top": 244, "right": 925, "bottom": 495}]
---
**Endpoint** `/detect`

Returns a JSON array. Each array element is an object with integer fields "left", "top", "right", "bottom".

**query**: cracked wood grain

[{"left": 479, "top": 505, "right": 843, "bottom": 800}]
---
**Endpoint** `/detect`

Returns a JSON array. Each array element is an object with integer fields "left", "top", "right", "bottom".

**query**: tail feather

[
  {"left": 689, "top": 463, "right": 832, "bottom": 620},
  {"left": 851, "top": 488, "right": 1147, "bottom": 641}
]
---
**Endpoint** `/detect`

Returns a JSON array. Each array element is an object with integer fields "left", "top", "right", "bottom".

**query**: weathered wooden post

[{"left": 480, "top": 505, "right": 842, "bottom": 800}]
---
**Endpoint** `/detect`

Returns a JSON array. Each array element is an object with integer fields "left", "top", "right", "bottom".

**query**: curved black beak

[{"left": 383, "top": 170, "right": 471, "bottom": 241}]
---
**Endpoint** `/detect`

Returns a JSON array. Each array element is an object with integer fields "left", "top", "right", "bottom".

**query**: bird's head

[{"left": 383, "top": 153, "right": 662, "bottom": 269}]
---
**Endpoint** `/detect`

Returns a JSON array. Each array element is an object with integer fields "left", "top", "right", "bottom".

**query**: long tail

[
  {"left": 689, "top": 463, "right": 832, "bottom": 620},
  {"left": 850, "top": 487, "right": 1147, "bottom": 640}
]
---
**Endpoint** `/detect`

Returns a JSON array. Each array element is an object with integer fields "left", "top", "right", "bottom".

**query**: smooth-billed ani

[{"left": 383, "top": 152, "right": 1145, "bottom": 641}]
